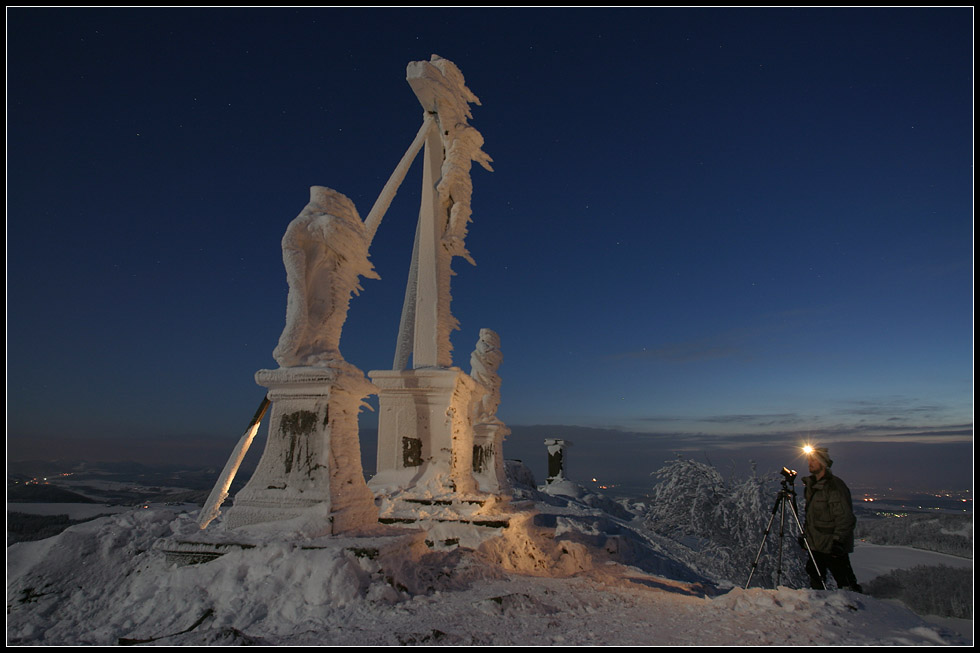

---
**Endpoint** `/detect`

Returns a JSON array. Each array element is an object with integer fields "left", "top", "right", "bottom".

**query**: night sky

[{"left": 7, "top": 8, "right": 973, "bottom": 493}]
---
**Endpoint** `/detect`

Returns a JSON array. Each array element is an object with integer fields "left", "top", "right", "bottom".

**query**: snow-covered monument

[
  {"left": 215, "top": 185, "right": 381, "bottom": 534},
  {"left": 366, "top": 57, "right": 509, "bottom": 517},
  {"left": 196, "top": 55, "right": 509, "bottom": 541}
]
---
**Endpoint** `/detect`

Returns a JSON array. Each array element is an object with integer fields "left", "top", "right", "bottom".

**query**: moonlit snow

[{"left": 6, "top": 481, "right": 969, "bottom": 646}]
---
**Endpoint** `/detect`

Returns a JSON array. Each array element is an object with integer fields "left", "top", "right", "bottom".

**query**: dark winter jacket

[{"left": 802, "top": 469, "right": 856, "bottom": 555}]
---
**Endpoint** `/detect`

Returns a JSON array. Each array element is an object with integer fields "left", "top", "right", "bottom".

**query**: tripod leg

[
  {"left": 744, "top": 493, "right": 783, "bottom": 589},
  {"left": 776, "top": 496, "right": 787, "bottom": 586}
]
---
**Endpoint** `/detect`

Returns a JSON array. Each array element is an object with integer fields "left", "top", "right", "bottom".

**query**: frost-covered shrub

[
  {"left": 865, "top": 565, "right": 972, "bottom": 619},
  {"left": 856, "top": 513, "right": 972, "bottom": 558},
  {"left": 643, "top": 457, "right": 809, "bottom": 589}
]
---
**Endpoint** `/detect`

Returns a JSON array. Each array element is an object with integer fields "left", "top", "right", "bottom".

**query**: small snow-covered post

[{"left": 545, "top": 439, "right": 571, "bottom": 485}]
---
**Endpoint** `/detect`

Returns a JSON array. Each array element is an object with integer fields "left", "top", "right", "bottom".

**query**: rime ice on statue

[
  {"left": 272, "top": 188, "right": 379, "bottom": 368},
  {"left": 204, "top": 55, "right": 505, "bottom": 540},
  {"left": 470, "top": 329, "right": 510, "bottom": 493},
  {"left": 220, "top": 187, "right": 379, "bottom": 533},
  {"left": 368, "top": 56, "right": 506, "bottom": 518}
]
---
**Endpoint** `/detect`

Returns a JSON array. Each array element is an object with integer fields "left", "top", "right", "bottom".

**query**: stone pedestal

[
  {"left": 222, "top": 363, "right": 378, "bottom": 533},
  {"left": 368, "top": 368, "right": 479, "bottom": 498},
  {"left": 472, "top": 422, "right": 510, "bottom": 493}
]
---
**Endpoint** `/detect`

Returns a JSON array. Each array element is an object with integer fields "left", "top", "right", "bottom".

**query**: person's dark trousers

[{"left": 806, "top": 551, "right": 863, "bottom": 592}]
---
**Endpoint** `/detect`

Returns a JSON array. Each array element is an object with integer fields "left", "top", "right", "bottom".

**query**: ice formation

[
  {"left": 273, "top": 187, "right": 378, "bottom": 368},
  {"left": 404, "top": 54, "right": 493, "bottom": 368},
  {"left": 469, "top": 329, "right": 510, "bottom": 494},
  {"left": 407, "top": 55, "right": 493, "bottom": 260},
  {"left": 469, "top": 328, "right": 504, "bottom": 424}
]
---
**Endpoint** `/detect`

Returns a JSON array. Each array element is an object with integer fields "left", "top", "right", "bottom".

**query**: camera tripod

[{"left": 744, "top": 468, "right": 826, "bottom": 589}]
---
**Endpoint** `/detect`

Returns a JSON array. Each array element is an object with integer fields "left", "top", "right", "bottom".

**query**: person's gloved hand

[
  {"left": 831, "top": 540, "right": 846, "bottom": 557},
  {"left": 798, "top": 535, "right": 806, "bottom": 550}
]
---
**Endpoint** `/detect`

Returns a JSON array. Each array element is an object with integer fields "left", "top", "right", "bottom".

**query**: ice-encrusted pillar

[
  {"left": 389, "top": 55, "right": 493, "bottom": 372},
  {"left": 545, "top": 439, "right": 570, "bottom": 485},
  {"left": 411, "top": 117, "right": 445, "bottom": 369},
  {"left": 370, "top": 56, "right": 493, "bottom": 499}
]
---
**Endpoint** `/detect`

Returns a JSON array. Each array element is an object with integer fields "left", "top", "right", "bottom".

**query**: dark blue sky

[{"left": 7, "top": 8, "right": 973, "bottom": 491}]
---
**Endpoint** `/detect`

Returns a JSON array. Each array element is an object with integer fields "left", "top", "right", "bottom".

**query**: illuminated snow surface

[{"left": 6, "top": 484, "right": 970, "bottom": 646}]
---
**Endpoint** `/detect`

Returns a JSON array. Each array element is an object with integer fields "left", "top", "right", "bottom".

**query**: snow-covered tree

[
  {"left": 643, "top": 457, "right": 809, "bottom": 589},
  {"left": 856, "top": 513, "right": 972, "bottom": 557},
  {"left": 865, "top": 565, "right": 972, "bottom": 619}
]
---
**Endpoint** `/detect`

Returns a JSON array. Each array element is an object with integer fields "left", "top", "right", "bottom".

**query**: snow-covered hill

[{"left": 6, "top": 483, "right": 971, "bottom": 646}]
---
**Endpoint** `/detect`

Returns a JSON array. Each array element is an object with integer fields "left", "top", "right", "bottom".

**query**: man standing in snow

[{"left": 800, "top": 447, "right": 863, "bottom": 593}]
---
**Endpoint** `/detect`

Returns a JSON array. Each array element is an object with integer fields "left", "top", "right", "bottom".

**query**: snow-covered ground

[
  {"left": 851, "top": 541, "right": 973, "bottom": 584},
  {"left": 8, "top": 502, "right": 138, "bottom": 519},
  {"left": 6, "top": 484, "right": 971, "bottom": 646},
  {"left": 849, "top": 541, "right": 974, "bottom": 642}
]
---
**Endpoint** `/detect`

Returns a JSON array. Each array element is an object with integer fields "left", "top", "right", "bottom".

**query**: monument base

[
  {"left": 368, "top": 367, "right": 481, "bottom": 499},
  {"left": 222, "top": 363, "right": 378, "bottom": 534},
  {"left": 372, "top": 492, "right": 520, "bottom": 550}
]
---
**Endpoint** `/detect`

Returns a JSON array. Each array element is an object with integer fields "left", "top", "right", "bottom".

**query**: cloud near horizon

[{"left": 605, "top": 307, "right": 833, "bottom": 365}]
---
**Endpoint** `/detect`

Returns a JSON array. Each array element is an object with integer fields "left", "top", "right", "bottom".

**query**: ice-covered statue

[
  {"left": 202, "top": 185, "right": 380, "bottom": 533},
  {"left": 273, "top": 186, "right": 379, "bottom": 367},
  {"left": 470, "top": 328, "right": 504, "bottom": 424},
  {"left": 198, "top": 56, "right": 506, "bottom": 536},
  {"left": 467, "top": 328, "right": 510, "bottom": 494}
]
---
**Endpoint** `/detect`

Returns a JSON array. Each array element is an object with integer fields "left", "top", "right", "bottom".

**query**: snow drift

[{"left": 6, "top": 480, "right": 969, "bottom": 646}]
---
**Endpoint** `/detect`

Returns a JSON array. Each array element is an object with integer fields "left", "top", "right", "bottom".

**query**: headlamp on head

[{"left": 804, "top": 445, "right": 833, "bottom": 468}]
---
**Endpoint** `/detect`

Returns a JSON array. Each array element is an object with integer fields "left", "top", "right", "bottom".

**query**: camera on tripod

[{"left": 745, "top": 462, "right": 825, "bottom": 590}]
